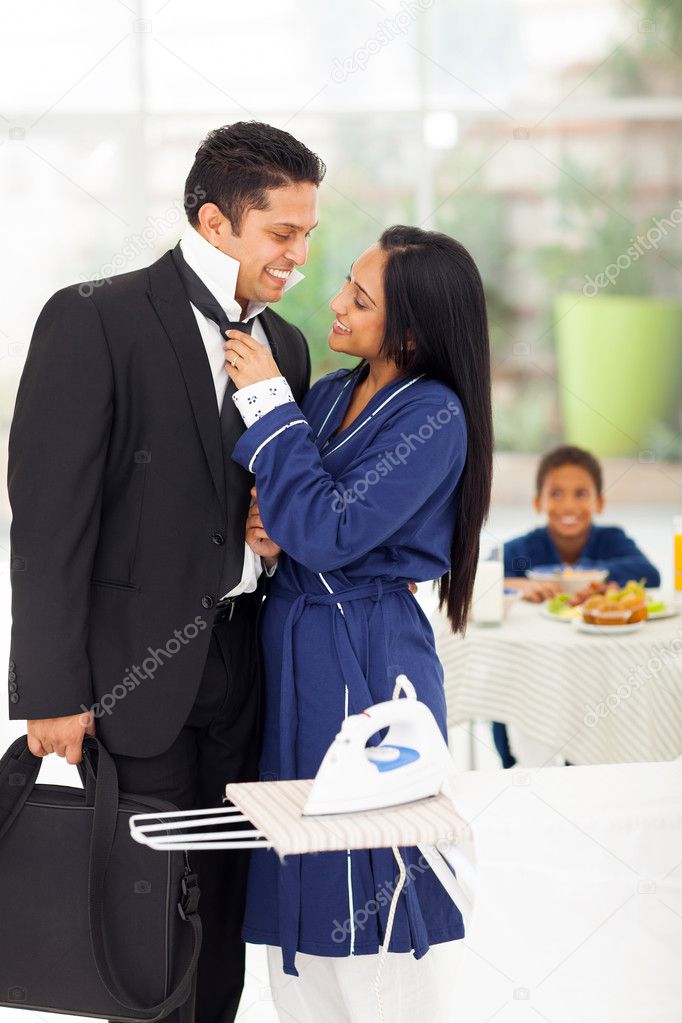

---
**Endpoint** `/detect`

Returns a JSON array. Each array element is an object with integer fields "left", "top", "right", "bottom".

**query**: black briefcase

[{"left": 0, "top": 734, "right": 202, "bottom": 1020}]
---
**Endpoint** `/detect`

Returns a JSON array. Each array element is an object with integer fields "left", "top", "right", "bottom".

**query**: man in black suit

[{"left": 7, "top": 121, "right": 325, "bottom": 1022}]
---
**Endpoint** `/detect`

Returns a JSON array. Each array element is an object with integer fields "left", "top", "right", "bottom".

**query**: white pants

[{"left": 266, "top": 941, "right": 463, "bottom": 1023}]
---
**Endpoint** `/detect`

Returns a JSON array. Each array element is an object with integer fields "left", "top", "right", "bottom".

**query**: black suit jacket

[{"left": 7, "top": 250, "right": 310, "bottom": 757}]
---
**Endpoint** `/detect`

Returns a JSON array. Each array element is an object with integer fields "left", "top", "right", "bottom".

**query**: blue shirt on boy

[{"left": 504, "top": 524, "right": 660, "bottom": 587}]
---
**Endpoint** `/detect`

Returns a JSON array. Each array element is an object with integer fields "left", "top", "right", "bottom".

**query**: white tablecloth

[
  {"left": 448, "top": 760, "right": 682, "bottom": 1022},
  {"left": 433, "top": 599, "right": 682, "bottom": 764}
]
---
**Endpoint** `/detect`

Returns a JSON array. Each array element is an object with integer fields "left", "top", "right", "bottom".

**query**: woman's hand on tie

[
  {"left": 246, "top": 486, "right": 282, "bottom": 560},
  {"left": 224, "top": 330, "right": 280, "bottom": 388}
]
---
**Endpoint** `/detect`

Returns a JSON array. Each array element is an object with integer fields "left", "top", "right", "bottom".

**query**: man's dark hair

[
  {"left": 536, "top": 445, "right": 603, "bottom": 496},
  {"left": 183, "top": 121, "right": 325, "bottom": 234}
]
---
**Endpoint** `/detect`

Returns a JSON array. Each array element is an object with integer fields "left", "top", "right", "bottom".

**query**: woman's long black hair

[{"left": 374, "top": 225, "right": 493, "bottom": 634}]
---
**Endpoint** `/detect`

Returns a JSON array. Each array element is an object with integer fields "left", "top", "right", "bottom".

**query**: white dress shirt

[{"left": 178, "top": 224, "right": 303, "bottom": 597}]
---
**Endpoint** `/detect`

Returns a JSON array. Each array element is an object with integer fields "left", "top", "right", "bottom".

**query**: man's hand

[
  {"left": 246, "top": 486, "right": 282, "bottom": 561},
  {"left": 27, "top": 711, "right": 96, "bottom": 765}
]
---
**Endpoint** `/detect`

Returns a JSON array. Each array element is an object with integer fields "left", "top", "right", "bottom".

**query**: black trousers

[{"left": 110, "top": 587, "right": 263, "bottom": 1023}]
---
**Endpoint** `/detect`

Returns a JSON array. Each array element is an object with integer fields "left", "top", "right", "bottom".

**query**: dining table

[{"left": 431, "top": 593, "right": 682, "bottom": 767}]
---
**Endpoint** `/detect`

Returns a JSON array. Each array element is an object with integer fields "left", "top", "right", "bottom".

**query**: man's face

[{"left": 210, "top": 182, "right": 318, "bottom": 307}]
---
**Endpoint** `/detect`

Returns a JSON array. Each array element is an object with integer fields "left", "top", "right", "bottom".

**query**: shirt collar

[{"left": 179, "top": 223, "right": 304, "bottom": 322}]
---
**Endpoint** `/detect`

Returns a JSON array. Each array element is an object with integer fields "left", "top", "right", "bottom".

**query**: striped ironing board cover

[{"left": 223, "top": 779, "right": 470, "bottom": 857}]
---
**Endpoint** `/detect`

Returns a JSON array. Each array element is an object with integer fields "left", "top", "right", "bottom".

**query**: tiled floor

[{"left": 0, "top": 501, "right": 676, "bottom": 1023}]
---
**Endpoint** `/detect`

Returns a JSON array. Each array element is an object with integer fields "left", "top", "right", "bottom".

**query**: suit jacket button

[
  {"left": 201, "top": 594, "right": 214, "bottom": 609},
  {"left": 9, "top": 693, "right": 19, "bottom": 704},
  {"left": 8, "top": 682, "right": 17, "bottom": 693},
  {"left": 8, "top": 671, "right": 16, "bottom": 682},
  {"left": 211, "top": 533, "right": 225, "bottom": 546},
  {"left": 8, "top": 660, "right": 15, "bottom": 671}
]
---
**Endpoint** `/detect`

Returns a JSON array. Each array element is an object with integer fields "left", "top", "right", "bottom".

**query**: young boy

[
  {"left": 504, "top": 444, "right": 660, "bottom": 600},
  {"left": 493, "top": 445, "right": 661, "bottom": 767}
]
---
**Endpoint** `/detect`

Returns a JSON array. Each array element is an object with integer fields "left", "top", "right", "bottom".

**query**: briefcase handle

[{"left": 0, "top": 735, "right": 201, "bottom": 1021}]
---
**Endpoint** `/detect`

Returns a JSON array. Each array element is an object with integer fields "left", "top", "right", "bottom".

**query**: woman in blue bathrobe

[{"left": 224, "top": 225, "right": 493, "bottom": 1017}]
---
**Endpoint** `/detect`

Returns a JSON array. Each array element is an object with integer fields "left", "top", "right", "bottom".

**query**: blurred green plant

[
  {"left": 492, "top": 378, "right": 560, "bottom": 452},
  {"left": 644, "top": 0, "right": 682, "bottom": 47},
  {"left": 530, "top": 157, "right": 682, "bottom": 298},
  {"left": 647, "top": 418, "right": 682, "bottom": 461},
  {"left": 608, "top": 0, "right": 682, "bottom": 95}
]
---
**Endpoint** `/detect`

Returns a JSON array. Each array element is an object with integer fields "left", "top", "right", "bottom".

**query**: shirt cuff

[{"left": 232, "top": 376, "right": 295, "bottom": 428}]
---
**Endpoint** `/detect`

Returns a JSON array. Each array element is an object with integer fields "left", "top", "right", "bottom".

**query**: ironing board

[{"left": 129, "top": 779, "right": 477, "bottom": 925}]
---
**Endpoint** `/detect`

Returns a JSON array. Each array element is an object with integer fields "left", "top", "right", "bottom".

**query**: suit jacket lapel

[
  {"left": 260, "top": 310, "right": 304, "bottom": 400},
  {"left": 146, "top": 252, "right": 227, "bottom": 516}
]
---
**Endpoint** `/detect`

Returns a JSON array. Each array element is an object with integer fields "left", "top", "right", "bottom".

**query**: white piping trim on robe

[
  {"left": 321, "top": 374, "right": 426, "bottom": 460},
  {"left": 315, "top": 375, "right": 355, "bottom": 440},
  {"left": 247, "top": 419, "right": 307, "bottom": 473},
  {"left": 319, "top": 570, "right": 356, "bottom": 956}
]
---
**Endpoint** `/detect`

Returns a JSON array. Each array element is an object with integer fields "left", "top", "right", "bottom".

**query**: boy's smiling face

[{"left": 534, "top": 463, "right": 604, "bottom": 542}]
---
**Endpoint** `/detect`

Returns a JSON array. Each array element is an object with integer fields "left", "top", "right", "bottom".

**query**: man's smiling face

[{"left": 209, "top": 181, "right": 319, "bottom": 307}]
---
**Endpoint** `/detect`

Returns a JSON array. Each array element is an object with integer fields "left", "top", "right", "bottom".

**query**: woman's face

[{"left": 328, "top": 244, "right": 388, "bottom": 360}]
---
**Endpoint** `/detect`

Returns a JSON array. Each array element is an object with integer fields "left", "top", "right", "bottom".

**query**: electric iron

[{"left": 303, "top": 675, "right": 455, "bottom": 816}]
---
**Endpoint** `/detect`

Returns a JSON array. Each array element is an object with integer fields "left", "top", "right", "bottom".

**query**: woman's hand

[
  {"left": 224, "top": 330, "right": 281, "bottom": 389},
  {"left": 246, "top": 486, "right": 282, "bottom": 561}
]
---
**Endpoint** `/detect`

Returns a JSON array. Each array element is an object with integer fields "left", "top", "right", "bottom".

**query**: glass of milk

[{"left": 471, "top": 541, "right": 504, "bottom": 626}]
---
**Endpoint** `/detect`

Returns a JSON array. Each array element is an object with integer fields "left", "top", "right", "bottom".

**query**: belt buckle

[{"left": 216, "top": 598, "right": 236, "bottom": 621}]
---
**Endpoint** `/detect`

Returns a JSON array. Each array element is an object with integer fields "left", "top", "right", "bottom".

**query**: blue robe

[
  {"left": 231, "top": 366, "right": 467, "bottom": 976},
  {"left": 504, "top": 524, "right": 661, "bottom": 587}
]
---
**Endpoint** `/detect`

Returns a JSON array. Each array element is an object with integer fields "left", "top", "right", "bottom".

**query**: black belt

[{"left": 213, "top": 587, "right": 262, "bottom": 624}]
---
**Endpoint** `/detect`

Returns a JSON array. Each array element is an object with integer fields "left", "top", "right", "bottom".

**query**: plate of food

[
  {"left": 541, "top": 578, "right": 619, "bottom": 622},
  {"left": 540, "top": 595, "right": 582, "bottom": 622},
  {"left": 573, "top": 580, "right": 649, "bottom": 634},
  {"left": 541, "top": 579, "right": 676, "bottom": 625},
  {"left": 645, "top": 595, "right": 679, "bottom": 621},
  {"left": 575, "top": 620, "right": 645, "bottom": 636},
  {"left": 527, "top": 564, "right": 609, "bottom": 596}
]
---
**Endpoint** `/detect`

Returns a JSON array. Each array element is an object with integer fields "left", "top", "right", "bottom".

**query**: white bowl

[{"left": 526, "top": 566, "right": 609, "bottom": 596}]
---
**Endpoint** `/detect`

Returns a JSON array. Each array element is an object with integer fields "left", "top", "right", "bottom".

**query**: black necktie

[
  {"left": 171, "top": 241, "right": 253, "bottom": 344},
  {"left": 171, "top": 242, "right": 257, "bottom": 597}
]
